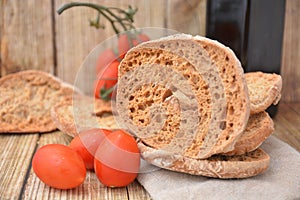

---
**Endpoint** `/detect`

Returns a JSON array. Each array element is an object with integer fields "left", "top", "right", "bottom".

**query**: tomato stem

[
  {"left": 57, "top": 2, "right": 137, "bottom": 34},
  {"left": 100, "top": 86, "right": 115, "bottom": 101}
]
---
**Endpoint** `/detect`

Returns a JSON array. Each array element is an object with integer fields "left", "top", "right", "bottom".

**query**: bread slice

[
  {"left": 138, "top": 141, "right": 270, "bottom": 179},
  {"left": 116, "top": 34, "right": 250, "bottom": 159},
  {"left": 222, "top": 111, "right": 274, "bottom": 156},
  {"left": 0, "top": 70, "right": 78, "bottom": 133},
  {"left": 51, "top": 95, "right": 118, "bottom": 137},
  {"left": 245, "top": 71, "right": 282, "bottom": 114}
]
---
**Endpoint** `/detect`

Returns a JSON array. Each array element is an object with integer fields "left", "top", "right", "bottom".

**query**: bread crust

[
  {"left": 245, "top": 71, "right": 282, "bottom": 114},
  {"left": 0, "top": 70, "right": 77, "bottom": 133},
  {"left": 51, "top": 95, "right": 118, "bottom": 137},
  {"left": 193, "top": 36, "right": 250, "bottom": 155},
  {"left": 138, "top": 141, "right": 270, "bottom": 179},
  {"left": 222, "top": 111, "right": 274, "bottom": 156}
]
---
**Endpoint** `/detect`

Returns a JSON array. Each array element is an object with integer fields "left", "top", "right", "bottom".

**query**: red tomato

[
  {"left": 96, "top": 48, "right": 117, "bottom": 75},
  {"left": 94, "top": 60, "right": 119, "bottom": 100},
  {"left": 94, "top": 130, "right": 140, "bottom": 187},
  {"left": 69, "top": 129, "right": 112, "bottom": 170},
  {"left": 118, "top": 34, "right": 131, "bottom": 57},
  {"left": 32, "top": 144, "right": 86, "bottom": 189},
  {"left": 132, "top": 33, "right": 150, "bottom": 46},
  {"left": 118, "top": 33, "right": 150, "bottom": 57}
]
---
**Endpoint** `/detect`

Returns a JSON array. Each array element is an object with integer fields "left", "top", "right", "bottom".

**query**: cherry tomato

[
  {"left": 69, "top": 129, "right": 112, "bottom": 170},
  {"left": 132, "top": 33, "right": 150, "bottom": 46},
  {"left": 94, "top": 130, "right": 140, "bottom": 187},
  {"left": 32, "top": 144, "right": 86, "bottom": 189},
  {"left": 96, "top": 48, "right": 117, "bottom": 75},
  {"left": 94, "top": 60, "right": 119, "bottom": 100},
  {"left": 118, "top": 34, "right": 131, "bottom": 57},
  {"left": 118, "top": 33, "right": 150, "bottom": 57}
]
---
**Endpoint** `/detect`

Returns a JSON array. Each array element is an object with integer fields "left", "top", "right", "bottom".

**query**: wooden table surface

[{"left": 0, "top": 102, "right": 299, "bottom": 200}]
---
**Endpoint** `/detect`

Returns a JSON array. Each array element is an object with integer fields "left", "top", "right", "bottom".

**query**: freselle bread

[
  {"left": 116, "top": 34, "right": 250, "bottom": 159},
  {"left": 138, "top": 111, "right": 274, "bottom": 178},
  {"left": 51, "top": 95, "right": 118, "bottom": 137},
  {"left": 0, "top": 70, "right": 78, "bottom": 133},
  {"left": 245, "top": 71, "right": 282, "bottom": 114},
  {"left": 138, "top": 141, "right": 270, "bottom": 179},
  {"left": 222, "top": 111, "right": 274, "bottom": 156}
]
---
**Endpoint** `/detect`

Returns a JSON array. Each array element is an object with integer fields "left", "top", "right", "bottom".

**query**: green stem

[{"left": 57, "top": 2, "right": 136, "bottom": 34}]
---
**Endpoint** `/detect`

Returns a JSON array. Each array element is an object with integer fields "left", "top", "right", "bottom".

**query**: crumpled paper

[{"left": 137, "top": 136, "right": 300, "bottom": 200}]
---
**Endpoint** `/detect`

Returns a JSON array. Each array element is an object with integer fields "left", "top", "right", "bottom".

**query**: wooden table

[{"left": 0, "top": 102, "right": 299, "bottom": 200}]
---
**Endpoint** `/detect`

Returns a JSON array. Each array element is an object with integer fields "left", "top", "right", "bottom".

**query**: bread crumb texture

[
  {"left": 51, "top": 96, "right": 118, "bottom": 137},
  {"left": 245, "top": 71, "right": 282, "bottom": 114},
  {"left": 116, "top": 34, "right": 250, "bottom": 159},
  {"left": 0, "top": 70, "right": 74, "bottom": 133}
]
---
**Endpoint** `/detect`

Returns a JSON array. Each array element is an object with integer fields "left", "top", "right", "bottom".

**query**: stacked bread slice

[
  {"left": 51, "top": 95, "right": 118, "bottom": 137},
  {"left": 116, "top": 34, "right": 282, "bottom": 178}
]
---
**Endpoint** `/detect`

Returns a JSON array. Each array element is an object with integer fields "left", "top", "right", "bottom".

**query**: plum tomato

[
  {"left": 96, "top": 48, "right": 117, "bottom": 75},
  {"left": 132, "top": 33, "right": 150, "bottom": 46},
  {"left": 94, "top": 130, "right": 140, "bottom": 187},
  {"left": 118, "top": 34, "right": 131, "bottom": 57},
  {"left": 94, "top": 60, "right": 119, "bottom": 100},
  {"left": 69, "top": 128, "right": 112, "bottom": 170},
  {"left": 118, "top": 33, "right": 150, "bottom": 57},
  {"left": 32, "top": 144, "right": 86, "bottom": 189}
]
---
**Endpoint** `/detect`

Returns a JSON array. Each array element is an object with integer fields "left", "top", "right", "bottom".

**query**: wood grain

[
  {"left": 273, "top": 103, "right": 300, "bottom": 151},
  {"left": 0, "top": 134, "right": 39, "bottom": 200},
  {"left": 127, "top": 181, "right": 151, "bottom": 200},
  {"left": 167, "top": 0, "right": 206, "bottom": 36},
  {"left": 281, "top": 0, "right": 300, "bottom": 102},
  {"left": 0, "top": 0, "right": 54, "bottom": 75},
  {"left": 0, "top": 0, "right": 3, "bottom": 77}
]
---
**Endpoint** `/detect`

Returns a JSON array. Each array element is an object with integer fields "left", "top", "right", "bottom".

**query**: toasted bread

[
  {"left": 0, "top": 70, "right": 77, "bottom": 133},
  {"left": 138, "top": 141, "right": 270, "bottom": 178},
  {"left": 116, "top": 34, "right": 250, "bottom": 159},
  {"left": 245, "top": 71, "right": 282, "bottom": 114},
  {"left": 223, "top": 111, "right": 274, "bottom": 156},
  {"left": 51, "top": 95, "right": 118, "bottom": 137}
]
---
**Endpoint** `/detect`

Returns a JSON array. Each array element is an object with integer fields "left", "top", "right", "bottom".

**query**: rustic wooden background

[{"left": 0, "top": 0, "right": 299, "bottom": 102}]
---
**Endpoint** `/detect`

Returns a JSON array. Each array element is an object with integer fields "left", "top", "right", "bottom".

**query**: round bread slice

[
  {"left": 51, "top": 95, "right": 118, "bottom": 137},
  {"left": 245, "top": 71, "right": 282, "bottom": 114},
  {"left": 115, "top": 34, "right": 250, "bottom": 159},
  {"left": 0, "top": 70, "right": 78, "bottom": 133},
  {"left": 222, "top": 111, "right": 274, "bottom": 156},
  {"left": 138, "top": 141, "right": 270, "bottom": 179}
]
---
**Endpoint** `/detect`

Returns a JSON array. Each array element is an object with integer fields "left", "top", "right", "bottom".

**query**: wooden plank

[
  {"left": 127, "top": 180, "right": 151, "bottom": 200},
  {"left": 273, "top": 121, "right": 300, "bottom": 152},
  {"left": 22, "top": 131, "right": 130, "bottom": 200},
  {"left": 133, "top": 0, "right": 166, "bottom": 29},
  {"left": 281, "top": 0, "right": 300, "bottom": 102},
  {"left": 0, "top": 0, "right": 54, "bottom": 75},
  {"left": 286, "top": 102, "right": 300, "bottom": 115},
  {"left": 273, "top": 103, "right": 300, "bottom": 151},
  {"left": 0, "top": 134, "right": 39, "bottom": 200},
  {"left": 277, "top": 103, "right": 300, "bottom": 137},
  {"left": 0, "top": 0, "right": 3, "bottom": 77},
  {"left": 167, "top": 0, "right": 206, "bottom": 36}
]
